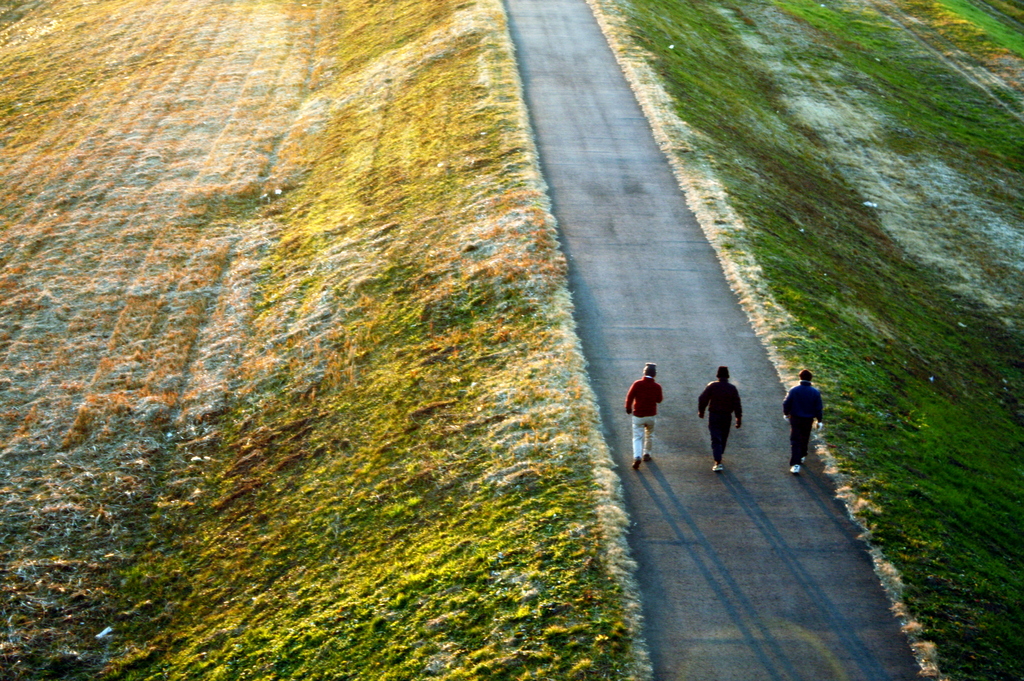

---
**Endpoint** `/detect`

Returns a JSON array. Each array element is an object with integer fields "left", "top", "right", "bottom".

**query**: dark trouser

[
  {"left": 789, "top": 415, "right": 814, "bottom": 466},
  {"left": 708, "top": 411, "right": 732, "bottom": 463}
]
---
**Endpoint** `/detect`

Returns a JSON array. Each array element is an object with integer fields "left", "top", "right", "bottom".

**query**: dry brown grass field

[
  {"left": 1, "top": 0, "right": 336, "bottom": 670},
  {"left": 2, "top": 1, "right": 644, "bottom": 678}
]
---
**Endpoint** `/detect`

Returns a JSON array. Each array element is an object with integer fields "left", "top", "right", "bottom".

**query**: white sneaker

[
  {"left": 712, "top": 463, "right": 724, "bottom": 472},
  {"left": 790, "top": 464, "right": 801, "bottom": 474}
]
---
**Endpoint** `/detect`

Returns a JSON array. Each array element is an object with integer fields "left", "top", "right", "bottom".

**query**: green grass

[
  {"left": 908, "top": 0, "right": 1024, "bottom": 59},
  {"left": 601, "top": 0, "right": 1024, "bottom": 677},
  {"left": 976, "top": 0, "right": 1024, "bottom": 24},
  {"left": 95, "top": 0, "right": 641, "bottom": 679}
]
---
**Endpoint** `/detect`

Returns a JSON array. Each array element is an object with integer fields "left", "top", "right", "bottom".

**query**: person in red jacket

[{"left": 625, "top": 363, "right": 663, "bottom": 470}]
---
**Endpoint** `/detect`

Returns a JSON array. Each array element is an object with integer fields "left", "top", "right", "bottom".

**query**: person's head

[
  {"left": 643, "top": 362, "right": 657, "bottom": 378},
  {"left": 716, "top": 365, "right": 730, "bottom": 380},
  {"left": 799, "top": 369, "right": 813, "bottom": 382}
]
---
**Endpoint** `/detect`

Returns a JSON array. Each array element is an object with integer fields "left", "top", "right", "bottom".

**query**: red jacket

[{"left": 625, "top": 377, "right": 663, "bottom": 417}]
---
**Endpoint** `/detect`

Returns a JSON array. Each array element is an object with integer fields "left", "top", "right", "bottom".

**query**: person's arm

[
  {"left": 697, "top": 385, "right": 709, "bottom": 418},
  {"left": 734, "top": 387, "right": 742, "bottom": 428},
  {"left": 782, "top": 388, "right": 792, "bottom": 418},
  {"left": 625, "top": 382, "right": 635, "bottom": 414}
]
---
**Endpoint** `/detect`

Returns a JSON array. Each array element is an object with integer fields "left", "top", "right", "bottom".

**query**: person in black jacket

[
  {"left": 783, "top": 369, "right": 824, "bottom": 475},
  {"left": 698, "top": 366, "right": 742, "bottom": 472}
]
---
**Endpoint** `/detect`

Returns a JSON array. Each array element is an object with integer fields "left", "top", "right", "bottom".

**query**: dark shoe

[
  {"left": 643, "top": 453, "right": 652, "bottom": 461},
  {"left": 632, "top": 458, "right": 641, "bottom": 470}
]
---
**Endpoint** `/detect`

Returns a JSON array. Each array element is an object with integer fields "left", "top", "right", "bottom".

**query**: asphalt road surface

[{"left": 502, "top": 0, "right": 922, "bottom": 679}]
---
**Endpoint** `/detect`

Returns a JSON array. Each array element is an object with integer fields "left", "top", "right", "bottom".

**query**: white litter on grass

[
  {"left": 668, "top": 44, "right": 674, "bottom": 49},
  {"left": 863, "top": 201, "right": 878, "bottom": 208},
  {"left": 96, "top": 627, "right": 113, "bottom": 639}
]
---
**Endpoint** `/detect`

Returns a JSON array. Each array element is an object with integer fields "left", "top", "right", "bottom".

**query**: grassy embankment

[
  {"left": 899, "top": 0, "right": 1024, "bottom": 61},
  {"left": 96, "top": 1, "right": 644, "bottom": 680},
  {"left": 1, "top": 0, "right": 644, "bottom": 678},
  {"left": 588, "top": 0, "right": 1024, "bottom": 678},
  {"left": 2, "top": 0, "right": 367, "bottom": 674}
]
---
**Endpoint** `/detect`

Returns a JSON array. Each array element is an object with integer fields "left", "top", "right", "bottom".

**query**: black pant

[
  {"left": 708, "top": 411, "right": 733, "bottom": 463},
  {"left": 789, "top": 415, "right": 814, "bottom": 465}
]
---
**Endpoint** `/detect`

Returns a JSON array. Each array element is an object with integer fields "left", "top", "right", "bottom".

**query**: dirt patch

[{"left": 741, "top": 5, "right": 1024, "bottom": 328}]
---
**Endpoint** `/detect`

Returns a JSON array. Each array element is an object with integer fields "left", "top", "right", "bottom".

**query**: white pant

[{"left": 632, "top": 415, "right": 656, "bottom": 460}]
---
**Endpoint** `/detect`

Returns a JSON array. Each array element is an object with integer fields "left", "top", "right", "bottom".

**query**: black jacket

[{"left": 698, "top": 379, "right": 742, "bottom": 419}]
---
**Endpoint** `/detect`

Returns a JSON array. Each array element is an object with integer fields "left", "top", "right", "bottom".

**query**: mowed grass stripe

[{"left": 0, "top": 0, "right": 333, "bottom": 675}]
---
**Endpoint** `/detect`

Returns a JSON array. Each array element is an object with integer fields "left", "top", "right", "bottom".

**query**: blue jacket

[{"left": 783, "top": 381, "right": 823, "bottom": 421}]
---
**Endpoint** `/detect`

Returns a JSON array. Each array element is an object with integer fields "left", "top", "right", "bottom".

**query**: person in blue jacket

[{"left": 783, "top": 369, "right": 823, "bottom": 475}]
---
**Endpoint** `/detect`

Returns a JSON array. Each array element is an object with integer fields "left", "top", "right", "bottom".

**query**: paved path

[{"left": 502, "top": 1, "right": 921, "bottom": 679}]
